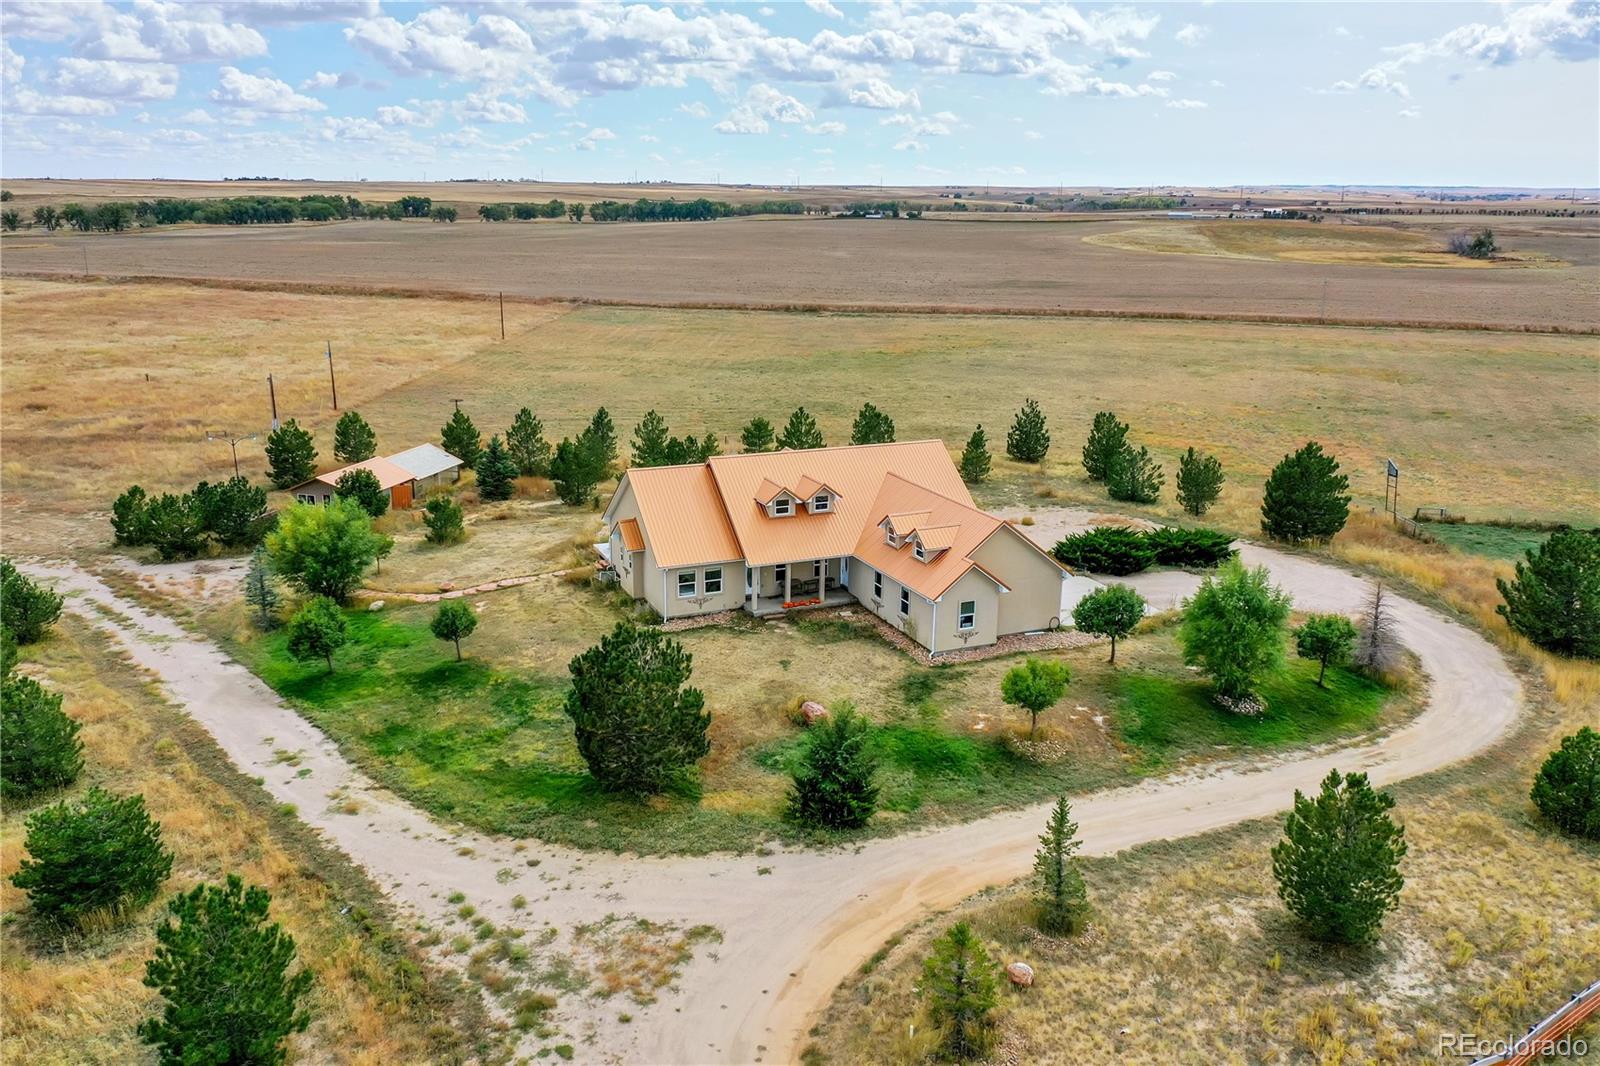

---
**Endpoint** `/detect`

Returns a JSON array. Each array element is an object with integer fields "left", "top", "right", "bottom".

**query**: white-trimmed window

[
  {"left": 772, "top": 496, "right": 792, "bottom": 516},
  {"left": 704, "top": 568, "right": 723, "bottom": 595},
  {"left": 678, "top": 571, "right": 696, "bottom": 598},
  {"left": 872, "top": 569, "right": 882, "bottom": 599},
  {"left": 296, "top": 493, "right": 316, "bottom": 504},
  {"left": 813, "top": 560, "right": 822, "bottom": 578},
  {"left": 958, "top": 600, "right": 976, "bottom": 630},
  {"left": 913, "top": 541, "right": 927, "bottom": 562},
  {"left": 899, "top": 587, "right": 910, "bottom": 616},
  {"left": 811, "top": 493, "right": 831, "bottom": 513}
]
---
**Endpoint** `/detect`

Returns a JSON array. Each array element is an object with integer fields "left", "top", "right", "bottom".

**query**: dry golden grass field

[{"left": 3, "top": 212, "right": 1595, "bottom": 330}]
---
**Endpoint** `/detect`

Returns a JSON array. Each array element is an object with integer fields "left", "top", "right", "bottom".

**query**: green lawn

[{"left": 1421, "top": 521, "right": 1554, "bottom": 561}]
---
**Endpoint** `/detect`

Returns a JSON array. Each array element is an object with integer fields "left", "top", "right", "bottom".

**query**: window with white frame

[
  {"left": 704, "top": 568, "right": 723, "bottom": 595},
  {"left": 899, "top": 587, "right": 910, "bottom": 616},
  {"left": 677, "top": 571, "right": 696, "bottom": 598},
  {"left": 872, "top": 569, "right": 882, "bottom": 600},
  {"left": 812, "top": 560, "right": 822, "bottom": 578},
  {"left": 958, "top": 600, "right": 976, "bottom": 630},
  {"left": 296, "top": 493, "right": 315, "bottom": 504},
  {"left": 811, "top": 493, "right": 831, "bottom": 513},
  {"left": 772, "top": 496, "right": 792, "bottom": 516},
  {"left": 913, "top": 540, "right": 927, "bottom": 562}
]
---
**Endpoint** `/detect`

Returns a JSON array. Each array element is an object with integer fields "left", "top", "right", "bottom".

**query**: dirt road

[{"left": 27, "top": 527, "right": 1521, "bottom": 1064}]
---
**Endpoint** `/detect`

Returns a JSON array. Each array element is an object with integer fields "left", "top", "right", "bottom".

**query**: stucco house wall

[
  {"left": 930, "top": 568, "right": 1001, "bottom": 652},
  {"left": 971, "top": 525, "right": 1069, "bottom": 635}
]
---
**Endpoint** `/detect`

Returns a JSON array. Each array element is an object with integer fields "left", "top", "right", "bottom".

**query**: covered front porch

[{"left": 746, "top": 556, "right": 855, "bottom": 616}]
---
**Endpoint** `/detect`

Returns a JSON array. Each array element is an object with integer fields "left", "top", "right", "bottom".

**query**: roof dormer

[
  {"left": 909, "top": 524, "right": 958, "bottom": 563},
  {"left": 792, "top": 475, "right": 841, "bottom": 515},
  {"left": 754, "top": 478, "right": 799, "bottom": 518}
]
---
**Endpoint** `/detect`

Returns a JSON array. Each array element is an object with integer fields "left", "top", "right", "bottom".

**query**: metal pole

[
  {"left": 326, "top": 341, "right": 338, "bottom": 410},
  {"left": 499, "top": 291, "right": 505, "bottom": 340},
  {"left": 267, "top": 374, "right": 279, "bottom": 429}
]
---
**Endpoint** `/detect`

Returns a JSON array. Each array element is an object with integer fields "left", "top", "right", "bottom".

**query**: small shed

[
  {"left": 288, "top": 456, "right": 418, "bottom": 509},
  {"left": 387, "top": 443, "right": 464, "bottom": 498}
]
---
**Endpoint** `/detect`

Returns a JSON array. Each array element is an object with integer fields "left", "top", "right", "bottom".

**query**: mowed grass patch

[{"left": 1421, "top": 521, "right": 1555, "bottom": 561}]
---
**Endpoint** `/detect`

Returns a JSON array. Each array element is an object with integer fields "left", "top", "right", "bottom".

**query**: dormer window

[
  {"left": 772, "top": 496, "right": 792, "bottom": 517},
  {"left": 913, "top": 540, "right": 927, "bottom": 562},
  {"left": 811, "top": 493, "right": 831, "bottom": 513}
]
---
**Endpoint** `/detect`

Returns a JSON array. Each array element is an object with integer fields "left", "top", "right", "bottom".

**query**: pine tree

[
  {"left": 1033, "top": 796, "right": 1089, "bottom": 935},
  {"left": 740, "top": 416, "right": 776, "bottom": 453},
  {"left": 430, "top": 601, "right": 478, "bottom": 661},
  {"left": 112, "top": 485, "right": 152, "bottom": 545},
  {"left": 264, "top": 419, "right": 317, "bottom": 489},
  {"left": 776, "top": 407, "right": 825, "bottom": 450},
  {"left": 145, "top": 493, "right": 206, "bottom": 562},
  {"left": 550, "top": 435, "right": 606, "bottom": 506},
  {"left": 1271, "top": 769, "right": 1406, "bottom": 945},
  {"left": 564, "top": 621, "right": 710, "bottom": 795},
  {"left": 475, "top": 435, "right": 518, "bottom": 501},
  {"left": 1176, "top": 446, "right": 1225, "bottom": 516},
  {"left": 332, "top": 410, "right": 377, "bottom": 464},
  {"left": 1071, "top": 584, "right": 1146, "bottom": 664},
  {"left": 1260, "top": 441, "right": 1351, "bottom": 543},
  {"left": 1106, "top": 444, "right": 1164, "bottom": 504},
  {"left": 1, "top": 558, "right": 63, "bottom": 645},
  {"left": 787, "top": 704, "right": 879, "bottom": 829},
  {"left": 440, "top": 408, "right": 482, "bottom": 471},
  {"left": 1079, "top": 410, "right": 1128, "bottom": 481},
  {"left": 334, "top": 468, "right": 389, "bottom": 517},
  {"left": 959, "top": 425, "right": 991, "bottom": 484},
  {"left": 1006, "top": 398, "right": 1050, "bottom": 463},
  {"left": 631, "top": 409, "right": 671, "bottom": 467},
  {"left": 0, "top": 674, "right": 84, "bottom": 801},
  {"left": 586, "top": 407, "right": 618, "bottom": 472},
  {"left": 10, "top": 787, "right": 173, "bottom": 926},
  {"left": 849, "top": 402, "right": 895, "bottom": 445},
  {"left": 193, "top": 476, "right": 268, "bottom": 545},
  {"left": 505, "top": 407, "right": 552, "bottom": 476},
  {"left": 422, "top": 496, "right": 466, "bottom": 545},
  {"left": 140, "top": 875, "right": 314, "bottom": 1065},
  {"left": 1531, "top": 727, "right": 1600, "bottom": 840},
  {"left": 242, "top": 545, "right": 281, "bottom": 630},
  {"left": 1294, "top": 613, "right": 1358, "bottom": 687},
  {"left": 920, "top": 921, "right": 999, "bottom": 1062},
  {"left": 1495, "top": 529, "right": 1600, "bottom": 659},
  {"left": 285, "top": 596, "right": 348, "bottom": 673}
]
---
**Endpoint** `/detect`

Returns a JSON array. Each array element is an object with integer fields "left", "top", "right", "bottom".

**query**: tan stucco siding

[
  {"left": 847, "top": 559, "right": 935, "bottom": 650},
  {"left": 753, "top": 557, "right": 842, "bottom": 599},
  {"left": 932, "top": 570, "right": 1000, "bottom": 652},
  {"left": 972, "top": 526, "right": 1067, "bottom": 635},
  {"left": 604, "top": 481, "right": 649, "bottom": 601},
  {"left": 656, "top": 560, "right": 747, "bottom": 619}
]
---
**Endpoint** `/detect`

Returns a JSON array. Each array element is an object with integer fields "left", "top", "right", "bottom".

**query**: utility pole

[
  {"left": 206, "top": 431, "right": 257, "bottom": 477},
  {"left": 326, "top": 341, "right": 339, "bottom": 411},
  {"left": 1320, "top": 279, "right": 1329, "bottom": 321},
  {"left": 499, "top": 291, "right": 506, "bottom": 340},
  {"left": 267, "top": 373, "right": 279, "bottom": 430},
  {"left": 452, "top": 398, "right": 463, "bottom": 412}
]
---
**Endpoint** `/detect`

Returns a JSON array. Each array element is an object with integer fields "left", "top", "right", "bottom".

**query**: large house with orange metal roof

[{"left": 600, "top": 440, "right": 1101, "bottom": 655}]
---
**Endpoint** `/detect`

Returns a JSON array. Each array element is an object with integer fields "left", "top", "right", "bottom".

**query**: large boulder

[
  {"left": 800, "top": 701, "right": 829, "bottom": 726},
  {"left": 1006, "top": 961, "right": 1034, "bottom": 987}
]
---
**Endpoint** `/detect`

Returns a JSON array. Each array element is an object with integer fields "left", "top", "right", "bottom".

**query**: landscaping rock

[
  {"left": 439, "top": 582, "right": 455, "bottom": 592},
  {"left": 1006, "top": 962, "right": 1034, "bottom": 987},
  {"left": 800, "top": 701, "right": 829, "bottom": 726},
  {"left": 368, "top": 600, "right": 385, "bottom": 612}
]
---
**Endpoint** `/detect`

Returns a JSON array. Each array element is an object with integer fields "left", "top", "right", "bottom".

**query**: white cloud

[
  {"left": 575, "top": 126, "right": 616, "bottom": 150},
  {"left": 714, "top": 82, "right": 812, "bottom": 134},
  {"left": 456, "top": 90, "right": 526, "bottom": 123},
  {"left": 52, "top": 58, "right": 178, "bottom": 101},
  {"left": 805, "top": 120, "right": 846, "bottom": 134},
  {"left": 1175, "top": 24, "right": 1209, "bottom": 47},
  {"left": 375, "top": 101, "right": 440, "bottom": 126},
  {"left": 2, "top": 43, "right": 23, "bottom": 86},
  {"left": 843, "top": 78, "right": 919, "bottom": 110},
  {"left": 678, "top": 100, "right": 710, "bottom": 118},
  {"left": 1165, "top": 98, "right": 1208, "bottom": 109},
  {"left": 153, "top": 127, "right": 207, "bottom": 146},
  {"left": 1023, "top": 129, "right": 1042, "bottom": 139},
  {"left": 6, "top": 88, "right": 117, "bottom": 116},
  {"left": 1148, "top": 69, "right": 1177, "bottom": 81},
  {"left": 210, "top": 66, "right": 326, "bottom": 113},
  {"left": 639, "top": 132, "right": 660, "bottom": 142},
  {"left": 179, "top": 108, "right": 216, "bottom": 124},
  {"left": 1398, "top": 106, "right": 1421, "bottom": 119},
  {"left": 805, "top": 0, "right": 844, "bottom": 18},
  {"left": 320, "top": 115, "right": 387, "bottom": 142},
  {"left": 301, "top": 70, "right": 361, "bottom": 90},
  {"left": 1330, "top": 66, "right": 1411, "bottom": 98}
]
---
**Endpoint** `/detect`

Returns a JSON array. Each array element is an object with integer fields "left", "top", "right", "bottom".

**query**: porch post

[{"left": 784, "top": 563, "right": 792, "bottom": 605}]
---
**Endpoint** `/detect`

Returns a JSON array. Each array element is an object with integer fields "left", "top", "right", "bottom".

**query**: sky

[{"left": 2, "top": 1, "right": 1597, "bottom": 188}]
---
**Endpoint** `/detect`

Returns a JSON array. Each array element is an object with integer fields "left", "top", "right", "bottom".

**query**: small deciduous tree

[
  {"left": 242, "top": 545, "right": 282, "bottom": 630},
  {"left": 776, "top": 406, "right": 825, "bottom": 451},
  {"left": 505, "top": 407, "right": 552, "bottom": 476},
  {"left": 850, "top": 402, "right": 895, "bottom": 445},
  {"left": 1080, "top": 410, "right": 1129, "bottom": 481},
  {"left": 285, "top": 596, "right": 347, "bottom": 673},
  {"left": 1530, "top": 726, "right": 1600, "bottom": 840},
  {"left": 264, "top": 419, "right": 317, "bottom": 489},
  {"left": 1001, "top": 657, "right": 1071, "bottom": 738},
  {"left": 1, "top": 558, "right": 63, "bottom": 644},
  {"left": 1176, "top": 446, "right": 1225, "bottom": 516},
  {"left": 139, "top": 875, "right": 314, "bottom": 1065},
  {"left": 920, "top": 921, "right": 998, "bottom": 1062},
  {"left": 1294, "top": 613, "right": 1358, "bottom": 687},
  {"left": 1106, "top": 443, "right": 1164, "bottom": 504},
  {"left": 1072, "top": 584, "right": 1146, "bottom": 664},
  {"left": 475, "top": 435, "right": 518, "bottom": 501},
  {"left": 334, "top": 468, "right": 389, "bottom": 518},
  {"left": 564, "top": 621, "right": 710, "bottom": 795},
  {"left": 959, "top": 425, "right": 991, "bottom": 484},
  {"left": 1260, "top": 442, "right": 1350, "bottom": 543},
  {"left": 1006, "top": 398, "right": 1050, "bottom": 463},
  {"left": 1178, "top": 560, "right": 1292, "bottom": 703},
  {"left": 1495, "top": 529, "right": 1600, "bottom": 660},
  {"left": 266, "top": 500, "right": 385, "bottom": 603},
  {"left": 0, "top": 674, "right": 84, "bottom": 801},
  {"left": 1271, "top": 769, "right": 1407, "bottom": 945},
  {"left": 440, "top": 407, "right": 483, "bottom": 471},
  {"left": 112, "top": 485, "right": 152, "bottom": 545},
  {"left": 11, "top": 787, "right": 173, "bottom": 926},
  {"left": 787, "top": 703, "right": 879, "bottom": 830},
  {"left": 1033, "top": 796, "right": 1089, "bottom": 935},
  {"left": 422, "top": 496, "right": 466, "bottom": 545},
  {"left": 430, "top": 601, "right": 478, "bottom": 661},
  {"left": 332, "top": 410, "right": 377, "bottom": 464},
  {"left": 740, "top": 416, "right": 776, "bottom": 453}
]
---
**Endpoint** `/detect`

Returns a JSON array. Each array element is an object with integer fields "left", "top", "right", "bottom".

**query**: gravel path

[{"left": 25, "top": 523, "right": 1522, "bottom": 1064}]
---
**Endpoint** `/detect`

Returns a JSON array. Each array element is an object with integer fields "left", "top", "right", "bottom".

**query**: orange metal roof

[
  {"left": 852, "top": 473, "right": 1007, "bottom": 601},
  {"left": 309, "top": 456, "right": 415, "bottom": 492},
  {"left": 616, "top": 518, "right": 645, "bottom": 553},
  {"left": 620, "top": 463, "right": 743, "bottom": 568},
  {"left": 791, "top": 475, "right": 840, "bottom": 502},
  {"left": 753, "top": 478, "right": 789, "bottom": 505},
  {"left": 709, "top": 441, "right": 972, "bottom": 567},
  {"left": 914, "top": 524, "right": 960, "bottom": 552}
]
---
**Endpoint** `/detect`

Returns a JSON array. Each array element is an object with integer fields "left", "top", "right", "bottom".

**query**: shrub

[
  {"left": 193, "top": 476, "right": 269, "bottom": 546},
  {"left": 1272, "top": 769, "right": 1406, "bottom": 945},
  {"left": 958, "top": 425, "right": 991, "bottom": 484},
  {"left": 850, "top": 402, "right": 895, "bottom": 445},
  {"left": 475, "top": 435, "right": 518, "bottom": 502},
  {"left": 776, "top": 406, "right": 825, "bottom": 451},
  {"left": 423, "top": 496, "right": 467, "bottom": 544},
  {"left": 145, "top": 492, "right": 207, "bottom": 561},
  {"left": 264, "top": 419, "right": 317, "bottom": 489},
  {"left": 921, "top": 921, "right": 998, "bottom": 1061},
  {"left": 1495, "top": 529, "right": 1600, "bottom": 659},
  {"left": 1006, "top": 398, "right": 1050, "bottom": 463},
  {"left": 1080, "top": 410, "right": 1129, "bottom": 481},
  {"left": 1178, "top": 560, "right": 1292, "bottom": 701},
  {"left": 1051, "top": 527, "right": 1155, "bottom": 576},
  {"left": 1176, "top": 446, "right": 1225, "bottom": 516},
  {"left": 430, "top": 601, "right": 478, "bottom": 661},
  {"left": 332, "top": 410, "right": 377, "bottom": 464},
  {"left": 266, "top": 499, "right": 386, "bottom": 602},
  {"left": 1448, "top": 227, "right": 1497, "bottom": 259},
  {"left": 1144, "top": 526, "right": 1236, "bottom": 568},
  {"left": 1530, "top": 727, "right": 1600, "bottom": 840},
  {"left": 787, "top": 704, "right": 879, "bottom": 829},
  {"left": 334, "top": 468, "right": 389, "bottom": 518},
  {"left": 1001, "top": 657, "right": 1071, "bottom": 738},
  {"left": 1072, "top": 584, "right": 1146, "bottom": 664},
  {"left": 1, "top": 559, "right": 63, "bottom": 644},
  {"left": 1033, "top": 796, "right": 1089, "bottom": 935},
  {"left": 112, "top": 485, "right": 152, "bottom": 545},
  {"left": 564, "top": 621, "right": 710, "bottom": 795},
  {"left": 140, "top": 875, "right": 314, "bottom": 1064},
  {"left": 285, "top": 596, "right": 348, "bottom": 673},
  {"left": 1105, "top": 443, "right": 1164, "bottom": 504},
  {"left": 1294, "top": 613, "right": 1358, "bottom": 687},
  {"left": 11, "top": 787, "right": 173, "bottom": 926},
  {"left": 1260, "top": 441, "right": 1350, "bottom": 543},
  {"left": 0, "top": 674, "right": 84, "bottom": 801},
  {"left": 440, "top": 407, "right": 483, "bottom": 471}
]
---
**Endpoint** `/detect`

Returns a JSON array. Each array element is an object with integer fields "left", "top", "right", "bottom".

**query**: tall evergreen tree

[
  {"left": 586, "top": 407, "right": 619, "bottom": 472},
  {"left": 505, "top": 407, "right": 552, "bottom": 476},
  {"left": 1260, "top": 442, "right": 1351, "bottom": 543},
  {"left": 959, "top": 425, "right": 992, "bottom": 484},
  {"left": 1106, "top": 444, "right": 1165, "bottom": 504},
  {"left": 1, "top": 558, "right": 63, "bottom": 645},
  {"left": 1271, "top": 769, "right": 1407, "bottom": 945},
  {"left": 140, "top": 875, "right": 314, "bottom": 1066},
  {"left": 1033, "top": 796, "right": 1090, "bottom": 935},
  {"left": 1006, "top": 398, "right": 1051, "bottom": 463},
  {"left": 849, "top": 402, "right": 896, "bottom": 445},
  {"left": 1531, "top": 727, "right": 1600, "bottom": 840},
  {"left": 112, "top": 485, "right": 152, "bottom": 545},
  {"left": 193, "top": 476, "right": 268, "bottom": 545},
  {"left": 242, "top": 545, "right": 282, "bottom": 630},
  {"left": 550, "top": 435, "right": 606, "bottom": 506},
  {"left": 422, "top": 496, "right": 466, "bottom": 545},
  {"left": 332, "top": 410, "right": 377, "bottom": 464},
  {"left": 1176, "top": 446, "right": 1225, "bottom": 516},
  {"left": 787, "top": 704, "right": 879, "bottom": 830},
  {"left": 475, "top": 435, "right": 518, "bottom": 501},
  {"left": 1080, "top": 410, "right": 1129, "bottom": 481},
  {"left": 440, "top": 408, "right": 483, "bottom": 471},
  {"left": 264, "top": 419, "right": 317, "bottom": 489},
  {"left": 776, "top": 407, "right": 825, "bottom": 450},
  {"left": 631, "top": 409, "right": 672, "bottom": 468},
  {"left": 920, "top": 921, "right": 999, "bottom": 1062},
  {"left": 740, "top": 416, "right": 776, "bottom": 453},
  {"left": 1495, "top": 529, "right": 1600, "bottom": 659},
  {"left": 145, "top": 493, "right": 207, "bottom": 562},
  {"left": 0, "top": 674, "right": 84, "bottom": 801}
]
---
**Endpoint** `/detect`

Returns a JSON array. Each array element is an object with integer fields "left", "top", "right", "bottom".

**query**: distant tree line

[
  {"left": 26, "top": 194, "right": 440, "bottom": 231},
  {"left": 477, "top": 196, "right": 808, "bottom": 223}
]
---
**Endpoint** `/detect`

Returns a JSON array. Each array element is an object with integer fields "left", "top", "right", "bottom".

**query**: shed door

[{"left": 391, "top": 482, "right": 414, "bottom": 510}]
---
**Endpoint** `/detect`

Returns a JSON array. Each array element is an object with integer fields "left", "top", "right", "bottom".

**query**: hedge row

[{"left": 1051, "top": 526, "right": 1236, "bottom": 575}]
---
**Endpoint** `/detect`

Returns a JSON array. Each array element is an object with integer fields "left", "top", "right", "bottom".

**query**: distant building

[{"left": 287, "top": 443, "right": 463, "bottom": 509}]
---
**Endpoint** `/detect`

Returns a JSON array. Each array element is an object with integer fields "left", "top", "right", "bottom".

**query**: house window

[
  {"left": 774, "top": 564, "right": 787, "bottom": 591},
  {"left": 872, "top": 570, "right": 882, "bottom": 599},
  {"left": 959, "top": 600, "right": 976, "bottom": 630},
  {"left": 704, "top": 568, "right": 723, "bottom": 595},
  {"left": 913, "top": 541, "right": 927, "bottom": 562},
  {"left": 296, "top": 493, "right": 315, "bottom": 504},
  {"left": 773, "top": 497, "right": 792, "bottom": 516},
  {"left": 899, "top": 588, "right": 910, "bottom": 616},
  {"left": 678, "top": 571, "right": 696, "bottom": 598},
  {"left": 813, "top": 560, "right": 822, "bottom": 578},
  {"left": 811, "top": 493, "right": 831, "bottom": 513}
]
